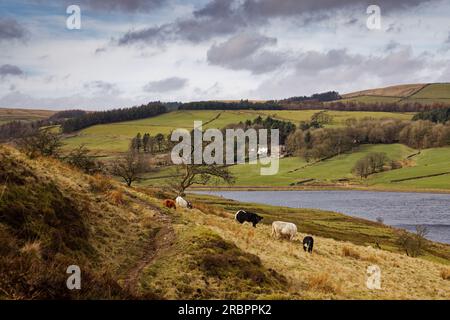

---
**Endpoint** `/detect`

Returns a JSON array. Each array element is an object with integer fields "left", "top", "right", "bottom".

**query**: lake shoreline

[
  {"left": 189, "top": 184, "right": 450, "bottom": 194},
  {"left": 192, "top": 190, "right": 450, "bottom": 244}
]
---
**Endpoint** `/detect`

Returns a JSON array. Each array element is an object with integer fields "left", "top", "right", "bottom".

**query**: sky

[{"left": 0, "top": 0, "right": 450, "bottom": 110}]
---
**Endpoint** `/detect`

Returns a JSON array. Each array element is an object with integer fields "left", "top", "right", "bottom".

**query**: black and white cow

[
  {"left": 235, "top": 210, "right": 263, "bottom": 228},
  {"left": 302, "top": 236, "right": 314, "bottom": 253}
]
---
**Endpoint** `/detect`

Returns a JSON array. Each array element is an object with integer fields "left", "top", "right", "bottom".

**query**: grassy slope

[
  {"left": 226, "top": 144, "right": 414, "bottom": 186},
  {"left": 0, "top": 108, "right": 55, "bottom": 125},
  {"left": 139, "top": 144, "right": 450, "bottom": 191},
  {"left": 342, "top": 84, "right": 427, "bottom": 99},
  {"left": 1, "top": 145, "right": 449, "bottom": 299},
  {"left": 142, "top": 193, "right": 450, "bottom": 299},
  {"left": 369, "top": 147, "right": 450, "bottom": 189},
  {"left": 338, "top": 83, "right": 450, "bottom": 105},
  {"left": 62, "top": 109, "right": 413, "bottom": 153}
]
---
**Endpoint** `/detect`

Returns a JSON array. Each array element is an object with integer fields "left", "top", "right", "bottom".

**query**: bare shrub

[
  {"left": 396, "top": 225, "right": 429, "bottom": 257},
  {"left": 17, "top": 128, "right": 62, "bottom": 159}
]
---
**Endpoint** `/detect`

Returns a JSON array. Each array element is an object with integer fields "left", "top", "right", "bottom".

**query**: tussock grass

[
  {"left": 305, "top": 273, "right": 341, "bottom": 294},
  {"left": 441, "top": 268, "right": 450, "bottom": 280},
  {"left": 177, "top": 207, "right": 450, "bottom": 299},
  {"left": 342, "top": 246, "right": 361, "bottom": 259}
]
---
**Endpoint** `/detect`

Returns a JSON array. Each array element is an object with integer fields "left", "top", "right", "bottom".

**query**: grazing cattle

[
  {"left": 235, "top": 210, "right": 263, "bottom": 228},
  {"left": 303, "top": 236, "right": 314, "bottom": 253},
  {"left": 271, "top": 221, "right": 297, "bottom": 241},
  {"left": 176, "top": 196, "right": 193, "bottom": 209},
  {"left": 163, "top": 199, "right": 176, "bottom": 209}
]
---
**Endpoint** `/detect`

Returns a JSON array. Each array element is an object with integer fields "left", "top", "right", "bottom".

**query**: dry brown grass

[
  {"left": 342, "top": 246, "right": 361, "bottom": 259},
  {"left": 89, "top": 173, "right": 113, "bottom": 193},
  {"left": 441, "top": 268, "right": 450, "bottom": 280},
  {"left": 20, "top": 241, "right": 42, "bottom": 259},
  {"left": 343, "top": 83, "right": 426, "bottom": 98},
  {"left": 305, "top": 273, "right": 341, "bottom": 294},
  {"left": 177, "top": 209, "right": 450, "bottom": 299},
  {"left": 108, "top": 190, "right": 125, "bottom": 205},
  {"left": 194, "top": 202, "right": 229, "bottom": 218}
]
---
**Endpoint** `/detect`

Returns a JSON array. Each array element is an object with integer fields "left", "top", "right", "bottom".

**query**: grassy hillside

[
  {"left": 342, "top": 84, "right": 427, "bottom": 99},
  {"left": 369, "top": 147, "right": 450, "bottom": 190},
  {"left": 1, "top": 145, "right": 449, "bottom": 299},
  {"left": 140, "top": 144, "right": 450, "bottom": 191},
  {"left": 0, "top": 108, "right": 55, "bottom": 125},
  {"left": 62, "top": 110, "right": 413, "bottom": 153},
  {"left": 338, "top": 83, "right": 450, "bottom": 105}
]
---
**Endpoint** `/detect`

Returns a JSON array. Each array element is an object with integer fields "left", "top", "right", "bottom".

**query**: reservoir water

[{"left": 195, "top": 190, "right": 450, "bottom": 244}]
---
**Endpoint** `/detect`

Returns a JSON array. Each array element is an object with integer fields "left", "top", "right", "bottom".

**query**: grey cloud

[
  {"left": 83, "top": 80, "right": 121, "bottom": 95},
  {"left": 242, "top": 0, "right": 434, "bottom": 20},
  {"left": 296, "top": 49, "right": 362, "bottom": 73},
  {"left": 143, "top": 77, "right": 188, "bottom": 93},
  {"left": 252, "top": 47, "right": 429, "bottom": 99},
  {"left": 207, "top": 33, "right": 285, "bottom": 74},
  {"left": 94, "top": 47, "right": 107, "bottom": 54},
  {"left": 208, "top": 33, "right": 276, "bottom": 63},
  {"left": 117, "top": 0, "right": 436, "bottom": 45},
  {"left": 295, "top": 47, "right": 424, "bottom": 78},
  {"left": 0, "top": 91, "right": 140, "bottom": 110},
  {"left": 118, "top": 0, "right": 243, "bottom": 45},
  {"left": 194, "top": 0, "right": 235, "bottom": 18},
  {"left": 0, "top": 64, "right": 24, "bottom": 77},
  {"left": 446, "top": 32, "right": 450, "bottom": 44},
  {"left": 0, "top": 18, "right": 27, "bottom": 42},
  {"left": 82, "top": 0, "right": 165, "bottom": 12},
  {"left": 31, "top": 0, "right": 166, "bottom": 12},
  {"left": 385, "top": 40, "right": 401, "bottom": 51}
]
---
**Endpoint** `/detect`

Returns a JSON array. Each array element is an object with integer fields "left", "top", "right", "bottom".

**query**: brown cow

[{"left": 163, "top": 199, "right": 176, "bottom": 209}]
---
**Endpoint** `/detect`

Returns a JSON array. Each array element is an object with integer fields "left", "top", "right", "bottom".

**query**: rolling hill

[
  {"left": 140, "top": 144, "right": 450, "bottom": 192},
  {"left": 1, "top": 145, "right": 449, "bottom": 299},
  {"left": 62, "top": 110, "right": 413, "bottom": 153},
  {"left": 0, "top": 108, "right": 55, "bottom": 125},
  {"left": 338, "top": 83, "right": 450, "bottom": 105}
]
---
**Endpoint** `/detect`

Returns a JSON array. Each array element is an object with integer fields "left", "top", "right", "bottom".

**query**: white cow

[
  {"left": 176, "top": 196, "right": 192, "bottom": 209},
  {"left": 271, "top": 221, "right": 297, "bottom": 241}
]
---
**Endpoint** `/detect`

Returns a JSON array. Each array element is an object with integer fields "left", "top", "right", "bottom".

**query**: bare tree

[
  {"left": 170, "top": 163, "right": 234, "bottom": 195},
  {"left": 396, "top": 225, "right": 429, "bottom": 257},
  {"left": 111, "top": 148, "right": 148, "bottom": 187},
  {"left": 167, "top": 135, "right": 234, "bottom": 194}
]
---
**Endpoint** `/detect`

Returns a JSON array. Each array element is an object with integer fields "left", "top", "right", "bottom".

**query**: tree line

[
  {"left": 130, "top": 132, "right": 172, "bottom": 154},
  {"left": 61, "top": 102, "right": 167, "bottom": 133},
  {"left": 276, "top": 91, "right": 341, "bottom": 103},
  {"left": 286, "top": 117, "right": 450, "bottom": 161},
  {"left": 413, "top": 107, "right": 450, "bottom": 123},
  {"left": 282, "top": 101, "right": 450, "bottom": 113},
  {"left": 179, "top": 100, "right": 282, "bottom": 111}
]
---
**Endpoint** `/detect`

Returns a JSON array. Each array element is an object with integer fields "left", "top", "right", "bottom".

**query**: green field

[
  {"left": 139, "top": 144, "right": 450, "bottom": 191},
  {"left": 369, "top": 147, "right": 450, "bottom": 189},
  {"left": 63, "top": 109, "right": 414, "bottom": 153},
  {"left": 226, "top": 144, "right": 414, "bottom": 186}
]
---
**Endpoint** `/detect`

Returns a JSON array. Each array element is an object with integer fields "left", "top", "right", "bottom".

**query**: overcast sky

[{"left": 0, "top": 0, "right": 450, "bottom": 110}]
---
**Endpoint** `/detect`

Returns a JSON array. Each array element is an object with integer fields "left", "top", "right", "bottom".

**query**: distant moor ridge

[{"left": 339, "top": 83, "right": 450, "bottom": 105}]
